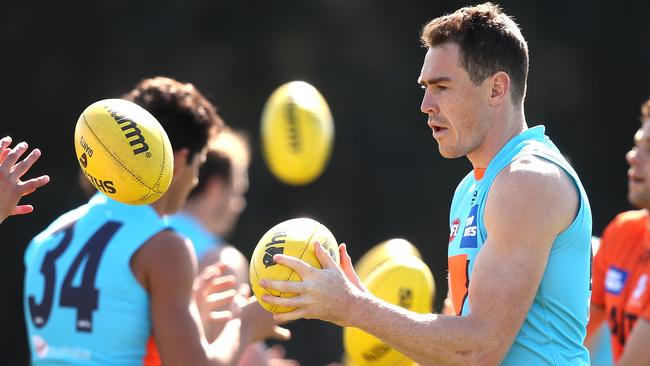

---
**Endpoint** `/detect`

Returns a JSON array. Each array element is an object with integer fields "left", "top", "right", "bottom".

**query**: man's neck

[{"left": 467, "top": 107, "right": 527, "bottom": 169}]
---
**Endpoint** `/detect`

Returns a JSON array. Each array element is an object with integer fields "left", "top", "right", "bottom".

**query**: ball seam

[{"left": 82, "top": 114, "right": 154, "bottom": 192}]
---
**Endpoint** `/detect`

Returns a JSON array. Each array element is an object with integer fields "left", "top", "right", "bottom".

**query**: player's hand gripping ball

[
  {"left": 74, "top": 99, "right": 173, "bottom": 205},
  {"left": 250, "top": 218, "right": 340, "bottom": 313},
  {"left": 261, "top": 81, "right": 334, "bottom": 185}
]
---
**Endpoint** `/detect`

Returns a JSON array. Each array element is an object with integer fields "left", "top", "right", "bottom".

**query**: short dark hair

[
  {"left": 123, "top": 76, "right": 224, "bottom": 162},
  {"left": 642, "top": 97, "right": 650, "bottom": 122},
  {"left": 421, "top": 2, "right": 529, "bottom": 104}
]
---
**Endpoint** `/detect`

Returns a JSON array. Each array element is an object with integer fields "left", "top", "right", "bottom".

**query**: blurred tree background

[{"left": 1, "top": 0, "right": 649, "bottom": 364}]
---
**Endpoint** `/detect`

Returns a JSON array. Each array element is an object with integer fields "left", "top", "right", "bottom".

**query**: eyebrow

[{"left": 418, "top": 76, "right": 452, "bottom": 87}]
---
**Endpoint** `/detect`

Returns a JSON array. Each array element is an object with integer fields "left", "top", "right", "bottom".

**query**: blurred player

[
  {"left": 587, "top": 97, "right": 650, "bottom": 364},
  {"left": 586, "top": 236, "right": 614, "bottom": 366},
  {"left": 0, "top": 136, "right": 49, "bottom": 224},
  {"left": 23, "top": 76, "right": 289, "bottom": 366},
  {"left": 145, "top": 128, "right": 298, "bottom": 365},
  {"left": 259, "top": 3, "right": 592, "bottom": 365}
]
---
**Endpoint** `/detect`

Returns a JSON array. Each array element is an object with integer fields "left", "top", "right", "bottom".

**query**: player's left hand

[{"left": 259, "top": 242, "right": 367, "bottom": 326}]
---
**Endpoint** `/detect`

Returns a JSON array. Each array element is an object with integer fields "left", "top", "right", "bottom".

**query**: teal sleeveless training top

[
  {"left": 447, "top": 126, "right": 592, "bottom": 365},
  {"left": 24, "top": 193, "right": 167, "bottom": 365},
  {"left": 166, "top": 212, "right": 223, "bottom": 261}
]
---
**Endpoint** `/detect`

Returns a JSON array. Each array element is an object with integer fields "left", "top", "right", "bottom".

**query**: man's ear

[
  {"left": 488, "top": 71, "right": 511, "bottom": 106},
  {"left": 172, "top": 148, "right": 190, "bottom": 174}
]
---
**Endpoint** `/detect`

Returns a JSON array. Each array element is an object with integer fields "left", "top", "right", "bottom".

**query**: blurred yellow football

[
  {"left": 344, "top": 255, "right": 434, "bottom": 366},
  {"left": 250, "top": 218, "right": 340, "bottom": 313},
  {"left": 74, "top": 99, "right": 173, "bottom": 205},
  {"left": 355, "top": 238, "right": 422, "bottom": 280},
  {"left": 261, "top": 81, "right": 334, "bottom": 185}
]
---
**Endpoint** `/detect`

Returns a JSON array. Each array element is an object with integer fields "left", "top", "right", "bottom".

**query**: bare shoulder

[
  {"left": 487, "top": 155, "right": 578, "bottom": 235},
  {"left": 131, "top": 229, "right": 198, "bottom": 293}
]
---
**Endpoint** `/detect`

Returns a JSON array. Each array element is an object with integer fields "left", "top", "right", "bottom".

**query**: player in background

[
  {"left": 586, "top": 236, "right": 614, "bottom": 366},
  {"left": 587, "top": 97, "right": 650, "bottom": 365},
  {"left": 0, "top": 136, "right": 50, "bottom": 224},
  {"left": 23, "top": 76, "right": 289, "bottom": 366},
  {"left": 259, "top": 3, "right": 592, "bottom": 365},
  {"left": 144, "top": 128, "right": 298, "bottom": 365}
]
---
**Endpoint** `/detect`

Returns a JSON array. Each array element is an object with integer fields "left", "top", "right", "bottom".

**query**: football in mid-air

[
  {"left": 74, "top": 99, "right": 173, "bottom": 205},
  {"left": 249, "top": 218, "right": 340, "bottom": 313},
  {"left": 260, "top": 81, "right": 334, "bottom": 185}
]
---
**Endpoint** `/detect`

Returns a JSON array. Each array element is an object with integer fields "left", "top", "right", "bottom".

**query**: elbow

[{"left": 452, "top": 332, "right": 507, "bottom": 366}]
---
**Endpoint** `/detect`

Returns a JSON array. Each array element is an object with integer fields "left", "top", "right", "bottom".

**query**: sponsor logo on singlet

[
  {"left": 460, "top": 205, "right": 478, "bottom": 248},
  {"left": 605, "top": 267, "right": 628, "bottom": 295}
]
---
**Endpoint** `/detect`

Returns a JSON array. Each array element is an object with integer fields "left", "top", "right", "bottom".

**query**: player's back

[{"left": 24, "top": 193, "right": 167, "bottom": 365}]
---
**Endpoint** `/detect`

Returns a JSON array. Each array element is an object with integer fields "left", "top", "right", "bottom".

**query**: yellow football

[
  {"left": 74, "top": 99, "right": 173, "bottom": 205},
  {"left": 344, "top": 255, "right": 434, "bottom": 366},
  {"left": 250, "top": 218, "right": 340, "bottom": 313},
  {"left": 261, "top": 81, "right": 334, "bottom": 185}
]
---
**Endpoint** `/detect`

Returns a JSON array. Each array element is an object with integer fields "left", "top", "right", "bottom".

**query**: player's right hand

[
  {"left": 240, "top": 297, "right": 291, "bottom": 343},
  {"left": 0, "top": 137, "right": 50, "bottom": 224},
  {"left": 193, "top": 262, "right": 238, "bottom": 341}
]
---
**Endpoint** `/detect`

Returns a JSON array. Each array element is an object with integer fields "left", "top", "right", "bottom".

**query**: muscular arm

[
  {"left": 133, "top": 231, "right": 254, "bottom": 366},
  {"left": 264, "top": 156, "right": 579, "bottom": 365},
  {"left": 355, "top": 157, "right": 578, "bottom": 365}
]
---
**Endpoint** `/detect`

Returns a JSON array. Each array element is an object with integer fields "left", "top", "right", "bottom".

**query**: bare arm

[
  {"left": 617, "top": 318, "right": 650, "bottom": 366},
  {"left": 0, "top": 137, "right": 50, "bottom": 223},
  {"left": 262, "top": 156, "right": 578, "bottom": 365},
  {"left": 134, "top": 231, "right": 288, "bottom": 366}
]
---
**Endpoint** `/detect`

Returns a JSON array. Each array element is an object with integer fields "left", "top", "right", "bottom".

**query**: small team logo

[
  {"left": 460, "top": 205, "right": 479, "bottom": 248},
  {"left": 263, "top": 230, "right": 287, "bottom": 268},
  {"left": 79, "top": 153, "right": 88, "bottom": 168},
  {"left": 263, "top": 246, "right": 284, "bottom": 268},
  {"left": 32, "top": 335, "right": 49, "bottom": 358},
  {"left": 449, "top": 218, "right": 460, "bottom": 242},
  {"left": 605, "top": 266, "right": 628, "bottom": 295}
]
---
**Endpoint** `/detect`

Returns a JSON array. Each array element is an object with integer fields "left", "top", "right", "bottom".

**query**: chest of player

[
  {"left": 448, "top": 184, "right": 488, "bottom": 315},
  {"left": 604, "top": 247, "right": 650, "bottom": 320}
]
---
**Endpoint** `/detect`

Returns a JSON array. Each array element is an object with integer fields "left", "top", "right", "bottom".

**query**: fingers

[
  {"left": 0, "top": 137, "right": 11, "bottom": 164},
  {"left": 261, "top": 294, "right": 306, "bottom": 309},
  {"left": 339, "top": 243, "right": 365, "bottom": 291},
  {"left": 273, "top": 308, "right": 307, "bottom": 323},
  {"left": 314, "top": 241, "right": 338, "bottom": 269},
  {"left": 1, "top": 142, "right": 28, "bottom": 171},
  {"left": 19, "top": 175, "right": 50, "bottom": 196},
  {"left": 208, "top": 310, "right": 234, "bottom": 322},
  {"left": 270, "top": 325, "right": 292, "bottom": 341},
  {"left": 204, "top": 288, "right": 238, "bottom": 310},
  {"left": 271, "top": 254, "right": 313, "bottom": 278},
  {"left": 259, "top": 278, "right": 306, "bottom": 294},
  {"left": 0, "top": 136, "right": 11, "bottom": 150},
  {"left": 11, "top": 205, "right": 34, "bottom": 216},
  {"left": 12, "top": 148, "right": 42, "bottom": 179}
]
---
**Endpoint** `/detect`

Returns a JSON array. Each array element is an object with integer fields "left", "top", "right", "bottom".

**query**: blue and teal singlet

[
  {"left": 166, "top": 212, "right": 223, "bottom": 262},
  {"left": 24, "top": 193, "right": 166, "bottom": 365},
  {"left": 447, "top": 126, "right": 592, "bottom": 365}
]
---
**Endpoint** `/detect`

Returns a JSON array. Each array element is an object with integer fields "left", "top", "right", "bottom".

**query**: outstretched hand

[
  {"left": 193, "top": 262, "right": 239, "bottom": 342},
  {"left": 0, "top": 137, "right": 50, "bottom": 224},
  {"left": 259, "top": 242, "right": 367, "bottom": 326}
]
